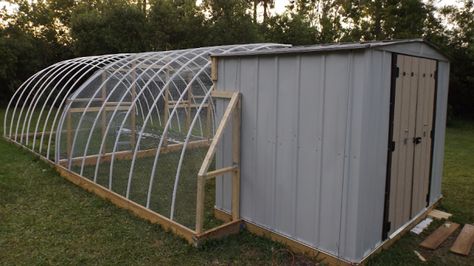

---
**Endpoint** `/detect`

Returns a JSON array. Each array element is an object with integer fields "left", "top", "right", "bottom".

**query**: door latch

[{"left": 413, "top": 137, "right": 422, "bottom": 144}]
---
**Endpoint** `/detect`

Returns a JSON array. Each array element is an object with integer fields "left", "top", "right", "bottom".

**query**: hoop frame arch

[{"left": 2, "top": 43, "right": 289, "bottom": 246}]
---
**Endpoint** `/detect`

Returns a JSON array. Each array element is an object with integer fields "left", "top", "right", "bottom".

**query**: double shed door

[{"left": 387, "top": 54, "right": 437, "bottom": 235}]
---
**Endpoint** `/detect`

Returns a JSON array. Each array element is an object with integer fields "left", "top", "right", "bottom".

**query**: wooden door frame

[{"left": 381, "top": 53, "right": 439, "bottom": 240}]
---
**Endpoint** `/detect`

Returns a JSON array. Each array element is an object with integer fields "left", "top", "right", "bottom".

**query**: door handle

[{"left": 413, "top": 137, "right": 422, "bottom": 144}]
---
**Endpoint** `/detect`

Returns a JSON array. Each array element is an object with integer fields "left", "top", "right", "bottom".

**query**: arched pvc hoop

[
  {"left": 95, "top": 50, "right": 215, "bottom": 188},
  {"left": 44, "top": 54, "right": 167, "bottom": 160},
  {"left": 3, "top": 44, "right": 290, "bottom": 246},
  {"left": 168, "top": 44, "right": 282, "bottom": 224},
  {"left": 58, "top": 52, "right": 157, "bottom": 167},
  {"left": 72, "top": 49, "right": 197, "bottom": 176}
]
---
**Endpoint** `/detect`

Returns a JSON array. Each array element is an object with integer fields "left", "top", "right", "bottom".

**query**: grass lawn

[{"left": 1, "top": 106, "right": 473, "bottom": 265}]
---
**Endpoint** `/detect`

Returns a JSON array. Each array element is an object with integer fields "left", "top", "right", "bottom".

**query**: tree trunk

[
  {"left": 253, "top": 1, "right": 257, "bottom": 23},
  {"left": 263, "top": 0, "right": 268, "bottom": 24}
]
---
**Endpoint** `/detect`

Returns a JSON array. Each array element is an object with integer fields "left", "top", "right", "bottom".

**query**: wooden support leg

[
  {"left": 163, "top": 83, "right": 169, "bottom": 147},
  {"left": 195, "top": 174, "right": 205, "bottom": 234},
  {"left": 130, "top": 73, "right": 137, "bottom": 149},
  {"left": 186, "top": 89, "right": 192, "bottom": 132},
  {"left": 101, "top": 73, "right": 107, "bottom": 154},
  {"left": 231, "top": 96, "right": 241, "bottom": 221},
  {"left": 206, "top": 103, "right": 212, "bottom": 140},
  {"left": 67, "top": 110, "right": 72, "bottom": 161},
  {"left": 131, "top": 105, "right": 136, "bottom": 149}
]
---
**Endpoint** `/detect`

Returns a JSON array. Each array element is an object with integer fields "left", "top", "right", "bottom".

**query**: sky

[
  {"left": 0, "top": 0, "right": 465, "bottom": 19},
  {"left": 271, "top": 0, "right": 463, "bottom": 14}
]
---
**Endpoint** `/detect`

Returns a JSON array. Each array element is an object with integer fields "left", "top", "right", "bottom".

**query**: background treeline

[{"left": 0, "top": 0, "right": 472, "bottom": 118}]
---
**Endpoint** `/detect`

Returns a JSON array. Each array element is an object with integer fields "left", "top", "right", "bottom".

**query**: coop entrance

[{"left": 384, "top": 54, "right": 437, "bottom": 237}]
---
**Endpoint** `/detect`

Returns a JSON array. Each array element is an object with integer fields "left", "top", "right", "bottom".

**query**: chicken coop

[{"left": 3, "top": 39, "right": 450, "bottom": 265}]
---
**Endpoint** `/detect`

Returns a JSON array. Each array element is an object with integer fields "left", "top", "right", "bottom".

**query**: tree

[
  {"left": 201, "top": 0, "right": 262, "bottom": 45},
  {"left": 440, "top": 0, "right": 474, "bottom": 118},
  {"left": 70, "top": 2, "right": 149, "bottom": 55},
  {"left": 148, "top": 0, "right": 208, "bottom": 50},
  {"left": 264, "top": 13, "right": 316, "bottom": 45}
]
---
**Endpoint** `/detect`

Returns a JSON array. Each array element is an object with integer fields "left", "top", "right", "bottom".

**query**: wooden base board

[
  {"left": 420, "top": 222, "right": 460, "bottom": 249},
  {"left": 428, "top": 209, "right": 452, "bottom": 220},
  {"left": 213, "top": 208, "right": 351, "bottom": 266},
  {"left": 59, "top": 139, "right": 210, "bottom": 167},
  {"left": 55, "top": 164, "right": 197, "bottom": 243},
  {"left": 194, "top": 220, "right": 243, "bottom": 247},
  {"left": 450, "top": 224, "right": 474, "bottom": 256},
  {"left": 214, "top": 198, "right": 442, "bottom": 266}
]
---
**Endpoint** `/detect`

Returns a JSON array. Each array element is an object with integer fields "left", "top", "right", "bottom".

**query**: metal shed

[{"left": 212, "top": 39, "right": 450, "bottom": 264}]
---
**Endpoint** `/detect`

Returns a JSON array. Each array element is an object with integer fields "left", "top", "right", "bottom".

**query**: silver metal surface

[{"left": 214, "top": 41, "right": 449, "bottom": 262}]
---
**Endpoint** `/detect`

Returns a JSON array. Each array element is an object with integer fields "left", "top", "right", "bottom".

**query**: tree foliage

[{"left": 0, "top": 0, "right": 472, "bottom": 118}]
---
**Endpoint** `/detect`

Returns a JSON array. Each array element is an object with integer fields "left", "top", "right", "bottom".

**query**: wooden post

[
  {"left": 130, "top": 65, "right": 137, "bottom": 149},
  {"left": 66, "top": 109, "right": 72, "bottom": 161},
  {"left": 186, "top": 86, "right": 192, "bottom": 132},
  {"left": 211, "top": 57, "right": 218, "bottom": 82},
  {"left": 195, "top": 92, "right": 241, "bottom": 234},
  {"left": 231, "top": 95, "right": 241, "bottom": 221},
  {"left": 101, "top": 72, "right": 107, "bottom": 154},
  {"left": 195, "top": 174, "right": 206, "bottom": 234},
  {"left": 206, "top": 102, "right": 212, "bottom": 140},
  {"left": 163, "top": 68, "right": 169, "bottom": 146}
]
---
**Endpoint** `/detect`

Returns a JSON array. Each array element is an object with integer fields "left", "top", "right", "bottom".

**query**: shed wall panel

[
  {"left": 337, "top": 51, "right": 368, "bottom": 260},
  {"left": 253, "top": 57, "right": 279, "bottom": 227},
  {"left": 215, "top": 43, "right": 448, "bottom": 263},
  {"left": 353, "top": 50, "right": 392, "bottom": 259},
  {"left": 318, "top": 53, "right": 350, "bottom": 254},
  {"left": 274, "top": 56, "right": 299, "bottom": 236},
  {"left": 216, "top": 52, "right": 368, "bottom": 257},
  {"left": 295, "top": 55, "right": 325, "bottom": 246},
  {"left": 430, "top": 61, "right": 449, "bottom": 203}
]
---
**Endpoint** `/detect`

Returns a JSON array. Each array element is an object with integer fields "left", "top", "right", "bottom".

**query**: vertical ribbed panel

[{"left": 215, "top": 44, "right": 449, "bottom": 263}]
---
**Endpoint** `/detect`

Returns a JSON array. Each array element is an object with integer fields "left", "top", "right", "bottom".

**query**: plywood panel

[
  {"left": 450, "top": 224, "right": 474, "bottom": 256},
  {"left": 420, "top": 222, "right": 460, "bottom": 250}
]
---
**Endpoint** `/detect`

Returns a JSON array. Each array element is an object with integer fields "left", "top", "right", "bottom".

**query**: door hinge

[
  {"left": 389, "top": 141, "right": 395, "bottom": 152},
  {"left": 430, "top": 130, "right": 434, "bottom": 139},
  {"left": 426, "top": 193, "right": 430, "bottom": 203},
  {"left": 394, "top": 66, "right": 400, "bottom": 78}
]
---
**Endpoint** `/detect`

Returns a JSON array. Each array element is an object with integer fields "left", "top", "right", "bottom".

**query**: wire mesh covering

[{"left": 3, "top": 43, "right": 287, "bottom": 230}]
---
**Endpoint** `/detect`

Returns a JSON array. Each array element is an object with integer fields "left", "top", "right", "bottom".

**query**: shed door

[{"left": 386, "top": 54, "right": 437, "bottom": 235}]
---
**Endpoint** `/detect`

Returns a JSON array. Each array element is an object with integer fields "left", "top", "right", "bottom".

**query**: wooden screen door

[{"left": 386, "top": 54, "right": 437, "bottom": 235}]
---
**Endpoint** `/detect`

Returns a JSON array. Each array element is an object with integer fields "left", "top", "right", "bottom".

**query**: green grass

[
  {"left": 0, "top": 109, "right": 306, "bottom": 265},
  {"left": 1, "top": 107, "right": 473, "bottom": 265}
]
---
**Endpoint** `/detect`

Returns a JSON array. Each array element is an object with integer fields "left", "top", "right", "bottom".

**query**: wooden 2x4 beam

[{"left": 59, "top": 139, "right": 211, "bottom": 167}]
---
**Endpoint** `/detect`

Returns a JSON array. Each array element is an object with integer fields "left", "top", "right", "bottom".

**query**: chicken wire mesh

[{"left": 3, "top": 43, "right": 287, "bottom": 231}]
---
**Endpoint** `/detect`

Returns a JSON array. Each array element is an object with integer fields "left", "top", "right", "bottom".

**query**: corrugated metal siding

[
  {"left": 348, "top": 50, "right": 392, "bottom": 260},
  {"left": 215, "top": 44, "right": 448, "bottom": 262},
  {"left": 430, "top": 61, "right": 449, "bottom": 203},
  {"left": 216, "top": 50, "right": 385, "bottom": 260}
]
